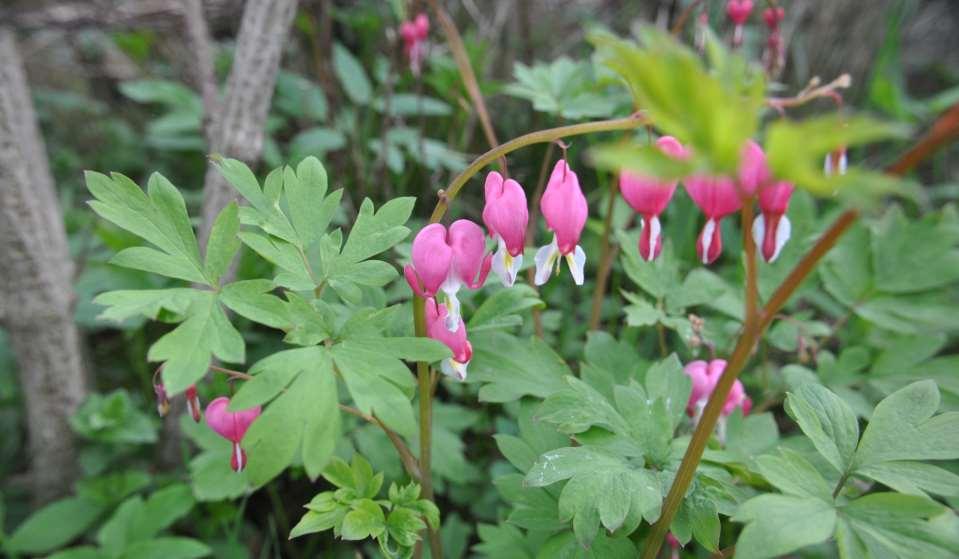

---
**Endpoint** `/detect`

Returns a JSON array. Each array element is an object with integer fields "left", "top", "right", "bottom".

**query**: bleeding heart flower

[
  {"left": 425, "top": 298, "right": 472, "bottom": 381},
  {"left": 726, "top": 0, "right": 753, "bottom": 46},
  {"left": 824, "top": 147, "right": 848, "bottom": 176},
  {"left": 535, "top": 160, "right": 588, "bottom": 286},
  {"left": 186, "top": 385, "right": 202, "bottom": 423},
  {"left": 684, "top": 175, "right": 741, "bottom": 265},
  {"left": 726, "top": 0, "right": 753, "bottom": 23},
  {"left": 683, "top": 359, "right": 751, "bottom": 420},
  {"left": 752, "top": 179, "right": 794, "bottom": 262},
  {"left": 404, "top": 221, "right": 492, "bottom": 332},
  {"left": 154, "top": 381, "right": 169, "bottom": 417},
  {"left": 620, "top": 136, "right": 688, "bottom": 261},
  {"left": 483, "top": 171, "right": 528, "bottom": 286},
  {"left": 205, "top": 396, "right": 261, "bottom": 473},
  {"left": 400, "top": 13, "right": 430, "bottom": 76},
  {"left": 683, "top": 359, "right": 723, "bottom": 418}
]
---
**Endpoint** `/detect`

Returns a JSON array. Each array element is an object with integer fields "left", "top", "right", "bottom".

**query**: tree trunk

[
  {"left": 0, "top": 27, "right": 88, "bottom": 505},
  {"left": 199, "top": 0, "right": 298, "bottom": 243}
]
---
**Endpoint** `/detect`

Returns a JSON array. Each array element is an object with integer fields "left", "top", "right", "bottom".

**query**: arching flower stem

[{"left": 429, "top": 115, "right": 649, "bottom": 223}]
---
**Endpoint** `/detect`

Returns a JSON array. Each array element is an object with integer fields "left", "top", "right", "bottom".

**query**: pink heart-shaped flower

[{"left": 205, "top": 396, "right": 261, "bottom": 443}]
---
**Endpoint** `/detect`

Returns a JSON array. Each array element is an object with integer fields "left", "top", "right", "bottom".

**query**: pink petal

[
  {"left": 738, "top": 140, "right": 769, "bottom": 197},
  {"left": 684, "top": 175, "right": 742, "bottom": 219},
  {"left": 758, "top": 180, "right": 794, "bottom": 215},
  {"left": 726, "top": 0, "right": 754, "bottom": 24},
  {"left": 619, "top": 136, "right": 686, "bottom": 217},
  {"left": 540, "top": 160, "right": 588, "bottom": 254},
  {"left": 722, "top": 379, "right": 750, "bottom": 416},
  {"left": 205, "top": 396, "right": 261, "bottom": 443},
  {"left": 683, "top": 360, "right": 713, "bottom": 414},
  {"left": 483, "top": 172, "right": 529, "bottom": 256},
  {"left": 414, "top": 13, "right": 430, "bottom": 38},
  {"left": 410, "top": 223, "right": 453, "bottom": 296},
  {"left": 425, "top": 299, "right": 472, "bottom": 363},
  {"left": 448, "top": 220, "right": 488, "bottom": 287}
]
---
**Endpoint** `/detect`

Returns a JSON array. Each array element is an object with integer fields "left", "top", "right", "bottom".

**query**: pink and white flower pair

[
  {"left": 405, "top": 221, "right": 492, "bottom": 332},
  {"left": 685, "top": 140, "right": 794, "bottom": 264}
]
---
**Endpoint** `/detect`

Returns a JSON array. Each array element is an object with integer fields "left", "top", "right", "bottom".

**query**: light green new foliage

[
  {"left": 592, "top": 27, "right": 764, "bottom": 174},
  {"left": 290, "top": 455, "right": 439, "bottom": 559}
]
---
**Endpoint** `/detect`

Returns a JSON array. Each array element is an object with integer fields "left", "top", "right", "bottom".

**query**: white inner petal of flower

[
  {"left": 700, "top": 218, "right": 716, "bottom": 264},
  {"left": 772, "top": 215, "right": 791, "bottom": 262},
  {"left": 751, "top": 214, "right": 765, "bottom": 258},
  {"left": 233, "top": 442, "right": 245, "bottom": 472},
  {"left": 491, "top": 236, "right": 522, "bottom": 287},
  {"left": 646, "top": 216, "right": 661, "bottom": 262},
  {"left": 441, "top": 358, "right": 468, "bottom": 381},
  {"left": 565, "top": 245, "right": 586, "bottom": 285},
  {"left": 534, "top": 235, "right": 560, "bottom": 286},
  {"left": 440, "top": 278, "right": 463, "bottom": 332}
]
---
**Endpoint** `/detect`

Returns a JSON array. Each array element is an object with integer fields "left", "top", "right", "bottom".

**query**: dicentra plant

[{"left": 77, "top": 24, "right": 959, "bottom": 559}]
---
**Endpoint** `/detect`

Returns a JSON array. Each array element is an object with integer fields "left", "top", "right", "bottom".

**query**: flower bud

[
  {"left": 186, "top": 384, "right": 202, "bottom": 423},
  {"left": 154, "top": 381, "right": 170, "bottom": 418}
]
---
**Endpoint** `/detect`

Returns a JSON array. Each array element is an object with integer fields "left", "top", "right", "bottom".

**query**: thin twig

[
  {"left": 524, "top": 142, "right": 555, "bottom": 338},
  {"left": 338, "top": 404, "right": 422, "bottom": 481},
  {"left": 670, "top": 0, "right": 705, "bottom": 36},
  {"left": 589, "top": 176, "right": 619, "bottom": 330},
  {"left": 430, "top": 115, "right": 648, "bottom": 223},
  {"left": 426, "top": 0, "right": 507, "bottom": 175},
  {"left": 766, "top": 74, "right": 851, "bottom": 114}
]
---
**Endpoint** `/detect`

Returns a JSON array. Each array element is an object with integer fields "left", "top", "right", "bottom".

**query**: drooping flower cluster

[
  {"left": 400, "top": 13, "right": 430, "bottom": 76},
  {"left": 205, "top": 396, "right": 261, "bottom": 473},
  {"left": 762, "top": 5, "right": 786, "bottom": 76},
  {"left": 619, "top": 137, "right": 795, "bottom": 265},
  {"left": 407, "top": 158, "right": 589, "bottom": 380}
]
